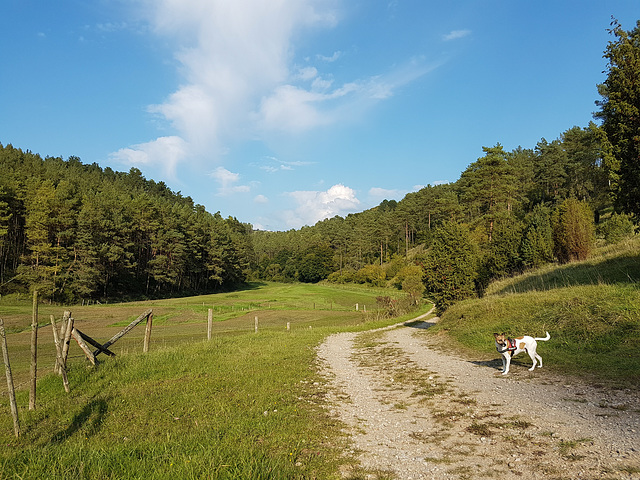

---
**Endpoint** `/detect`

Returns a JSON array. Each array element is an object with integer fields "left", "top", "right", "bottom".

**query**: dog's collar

[{"left": 497, "top": 338, "right": 517, "bottom": 353}]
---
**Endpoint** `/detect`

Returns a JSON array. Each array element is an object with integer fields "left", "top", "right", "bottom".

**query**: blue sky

[{"left": 1, "top": 1, "right": 638, "bottom": 231}]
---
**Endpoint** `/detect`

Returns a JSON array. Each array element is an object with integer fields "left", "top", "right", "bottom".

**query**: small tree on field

[
  {"left": 402, "top": 272, "right": 425, "bottom": 305},
  {"left": 552, "top": 198, "right": 595, "bottom": 263}
]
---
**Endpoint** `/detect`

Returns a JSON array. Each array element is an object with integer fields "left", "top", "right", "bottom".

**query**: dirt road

[{"left": 317, "top": 315, "right": 640, "bottom": 479}]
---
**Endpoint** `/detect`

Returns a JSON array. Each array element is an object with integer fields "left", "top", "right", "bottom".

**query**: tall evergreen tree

[{"left": 595, "top": 19, "right": 640, "bottom": 219}]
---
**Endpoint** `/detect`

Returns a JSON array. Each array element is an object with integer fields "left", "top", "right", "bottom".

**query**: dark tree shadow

[
  {"left": 51, "top": 398, "right": 110, "bottom": 443},
  {"left": 404, "top": 320, "right": 437, "bottom": 329}
]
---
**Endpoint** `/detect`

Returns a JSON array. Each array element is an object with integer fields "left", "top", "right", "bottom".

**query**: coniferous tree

[{"left": 595, "top": 19, "right": 640, "bottom": 219}]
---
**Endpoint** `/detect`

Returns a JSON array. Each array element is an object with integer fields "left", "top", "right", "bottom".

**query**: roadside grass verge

[
  {"left": 2, "top": 328, "right": 346, "bottom": 479},
  {"left": 0, "top": 283, "right": 427, "bottom": 479}
]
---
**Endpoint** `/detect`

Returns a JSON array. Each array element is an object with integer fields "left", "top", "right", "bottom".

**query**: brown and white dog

[{"left": 493, "top": 332, "right": 550, "bottom": 375}]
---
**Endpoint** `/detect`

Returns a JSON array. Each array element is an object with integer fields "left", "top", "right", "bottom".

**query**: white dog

[{"left": 493, "top": 332, "right": 550, "bottom": 375}]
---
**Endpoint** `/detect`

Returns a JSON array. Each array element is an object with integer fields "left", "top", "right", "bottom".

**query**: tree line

[
  {"left": 0, "top": 146, "right": 254, "bottom": 302},
  {"left": 1, "top": 19, "right": 638, "bottom": 310}
]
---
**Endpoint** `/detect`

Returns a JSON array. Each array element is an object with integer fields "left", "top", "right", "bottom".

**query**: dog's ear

[{"left": 493, "top": 333, "right": 499, "bottom": 338}]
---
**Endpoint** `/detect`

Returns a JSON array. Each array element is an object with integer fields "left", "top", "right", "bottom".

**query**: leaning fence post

[
  {"left": 29, "top": 290, "right": 38, "bottom": 411},
  {"left": 0, "top": 319, "right": 20, "bottom": 437},
  {"left": 71, "top": 328, "right": 96, "bottom": 366},
  {"left": 50, "top": 315, "right": 70, "bottom": 393},
  {"left": 207, "top": 308, "right": 213, "bottom": 341},
  {"left": 143, "top": 313, "right": 153, "bottom": 353}
]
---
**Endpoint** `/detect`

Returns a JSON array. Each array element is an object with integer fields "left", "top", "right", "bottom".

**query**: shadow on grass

[
  {"left": 492, "top": 252, "right": 640, "bottom": 295},
  {"left": 51, "top": 397, "right": 110, "bottom": 443}
]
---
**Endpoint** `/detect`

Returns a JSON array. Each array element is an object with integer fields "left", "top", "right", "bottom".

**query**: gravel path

[{"left": 317, "top": 313, "right": 640, "bottom": 479}]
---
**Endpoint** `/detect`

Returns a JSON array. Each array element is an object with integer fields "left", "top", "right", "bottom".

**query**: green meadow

[{"left": 0, "top": 282, "right": 419, "bottom": 479}]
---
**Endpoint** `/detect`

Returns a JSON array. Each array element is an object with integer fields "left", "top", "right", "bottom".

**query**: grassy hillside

[
  {"left": 429, "top": 236, "right": 640, "bottom": 383},
  {"left": 0, "top": 282, "right": 422, "bottom": 479}
]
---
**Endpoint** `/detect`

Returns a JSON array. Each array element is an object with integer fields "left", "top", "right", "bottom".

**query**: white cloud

[
  {"left": 112, "top": 1, "right": 435, "bottom": 174},
  {"left": 368, "top": 187, "right": 405, "bottom": 202},
  {"left": 283, "top": 183, "right": 360, "bottom": 227},
  {"left": 297, "top": 66, "right": 318, "bottom": 81},
  {"left": 443, "top": 29, "right": 471, "bottom": 41},
  {"left": 209, "top": 166, "right": 251, "bottom": 195},
  {"left": 254, "top": 194, "right": 269, "bottom": 203},
  {"left": 316, "top": 51, "right": 342, "bottom": 62},
  {"left": 109, "top": 136, "right": 188, "bottom": 177}
]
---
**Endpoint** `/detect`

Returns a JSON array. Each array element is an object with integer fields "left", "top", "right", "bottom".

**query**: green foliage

[
  {"left": 552, "top": 198, "right": 596, "bottom": 263},
  {"left": 478, "top": 216, "right": 524, "bottom": 289},
  {"left": 297, "top": 243, "right": 334, "bottom": 283},
  {"left": 520, "top": 204, "right": 554, "bottom": 268},
  {"left": 422, "top": 222, "right": 479, "bottom": 314},
  {"left": 458, "top": 144, "right": 517, "bottom": 240},
  {"left": 401, "top": 273, "right": 425, "bottom": 305},
  {"left": 596, "top": 19, "right": 640, "bottom": 219},
  {"left": 354, "top": 264, "right": 386, "bottom": 286},
  {"left": 0, "top": 144, "right": 253, "bottom": 301},
  {"left": 598, "top": 212, "right": 636, "bottom": 244}
]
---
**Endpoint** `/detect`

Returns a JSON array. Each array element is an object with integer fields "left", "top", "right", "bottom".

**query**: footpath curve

[{"left": 317, "top": 312, "right": 640, "bottom": 480}]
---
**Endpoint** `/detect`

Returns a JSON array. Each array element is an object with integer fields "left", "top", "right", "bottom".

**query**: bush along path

[{"left": 317, "top": 314, "right": 640, "bottom": 480}]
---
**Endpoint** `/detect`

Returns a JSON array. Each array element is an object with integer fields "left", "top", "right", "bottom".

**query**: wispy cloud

[
  {"left": 209, "top": 166, "right": 251, "bottom": 196},
  {"left": 316, "top": 51, "right": 342, "bottom": 62},
  {"left": 112, "top": 1, "right": 436, "bottom": 176},
  {"left": 443, "top": 29, "right": 471, "bottom": 41}
]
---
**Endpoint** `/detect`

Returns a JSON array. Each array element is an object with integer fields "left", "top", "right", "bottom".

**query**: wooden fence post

[
  {"left": 207, "top": 308, "right": 213, "bottom": 341},
  {"left": 56, "top": 311, "right": 71, "bottom": 374},
  {"left": 0, "top": 319, "right": 20, "bottom": 437},
  {"left": 143, "top": 313, "right": 153, "bottom": 353},
  {"left": 287, "top": 322, "right": 290, "bottom": 331},
  {"left": 61, "top": 316, "right": 74, "bottom": 370},
  {"left": 29, "top": 290, "right": 38, "bottom": 411},
  {"left": 50, "top": 315, "right": 70, "bottom": 393}
]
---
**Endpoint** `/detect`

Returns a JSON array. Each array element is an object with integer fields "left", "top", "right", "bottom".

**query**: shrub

[
  {"left": 598, "top": 213, "right": 635, "bottom": 244},
  {"left": 552, "top": 198, "right": 595, "bottom": 263},
  {"left": 355, "top": 264, "right": 386, "bottom": 286}
]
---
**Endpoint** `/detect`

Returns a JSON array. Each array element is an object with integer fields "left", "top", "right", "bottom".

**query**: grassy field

[
  {"left": 429, "top": 236, "right": 640, "bottom": 384},
  {"left": 1, "top": 235, "right": 639, "bottom": 478},
  {"left": 0, "top": 282, "right": 422, "bottom": 479}
]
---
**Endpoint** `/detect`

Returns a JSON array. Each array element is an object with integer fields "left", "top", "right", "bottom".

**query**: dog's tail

[{"left": 535, "top": 332, "right": 550, "bottom": 342}]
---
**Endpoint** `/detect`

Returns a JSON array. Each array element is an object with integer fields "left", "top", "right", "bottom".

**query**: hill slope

[{"left": 431, "top": 236, "right": 640, "bottom": 383}]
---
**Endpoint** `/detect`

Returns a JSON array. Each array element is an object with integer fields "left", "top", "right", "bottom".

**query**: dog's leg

[
  {"left": 526, "top": 349, "right": 538, "bottom": 371},
  {"left": 535, "top": 353, "right": 543, "bottom": 368},
  {"left": 502, "top": 355, "right": 510, "bottom": 375}
]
